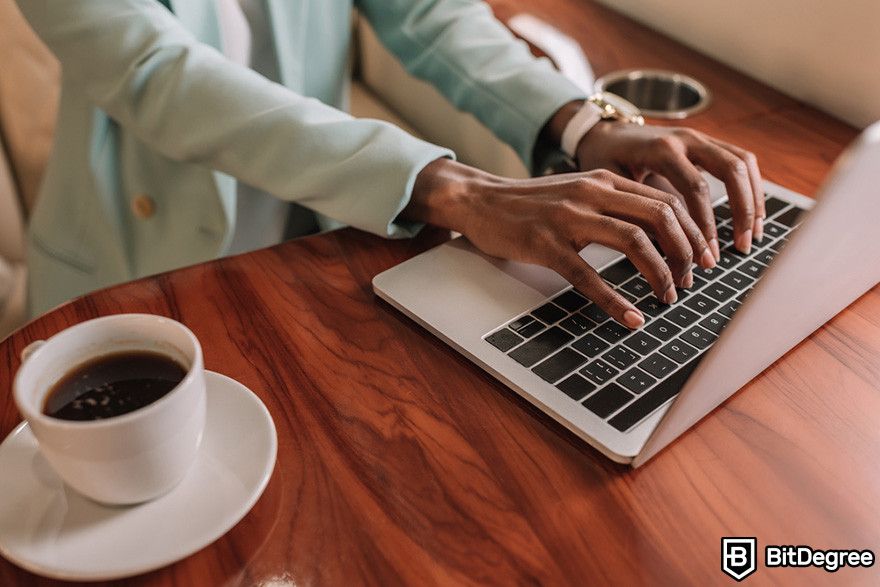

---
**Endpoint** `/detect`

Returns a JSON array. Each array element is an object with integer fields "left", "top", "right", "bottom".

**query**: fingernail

[
  {"left": 708, "top": 238, "right": 721, "bottom": 262},
  {"left": 680, "top": 271, "right": 694, "bottom": 288},
  {"left": 663, "top": 285, "right": 678, "bottom": 305},
  {"left": 700, "top": 247, "right": 716, "bottom": 269},
  {"left": 735, "top": 230, "right": 753, "bottom": 254},
  {"left": 754, "top": 217, "right": 764, "bottom": 242},
  {"left": 623, "top": 309, "right": 645, "bottom": 329}
]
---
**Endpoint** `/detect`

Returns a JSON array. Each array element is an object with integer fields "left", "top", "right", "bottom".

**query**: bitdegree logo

[
  {"left": 721, "top": 538, "right": 876, "bottom": 580},
  {"left": 766, "top": 545, "right": 875, "bottom": 573}
]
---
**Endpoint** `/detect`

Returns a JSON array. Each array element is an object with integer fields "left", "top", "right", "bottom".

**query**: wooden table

[{"left": 2, "top": 1, "right": 877, "bottom": 585}]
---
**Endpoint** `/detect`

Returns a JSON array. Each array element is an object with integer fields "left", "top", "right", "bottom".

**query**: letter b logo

[{"left": 722, "top": 537, "right": 757, "bottom": 581}]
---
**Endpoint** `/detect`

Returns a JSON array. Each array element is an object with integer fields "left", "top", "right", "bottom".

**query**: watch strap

[{"left": 560, "top": 100, "right": 604, "bottom": 158}]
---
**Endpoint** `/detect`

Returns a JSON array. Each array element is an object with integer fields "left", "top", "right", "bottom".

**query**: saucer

[{"left": 0, "top": 371, "right": 277, "bottom": 581}]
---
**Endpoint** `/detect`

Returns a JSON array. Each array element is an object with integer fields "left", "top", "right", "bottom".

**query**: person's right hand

[{"left": 404, "top": 159, "right": 717, "bottom": 329}]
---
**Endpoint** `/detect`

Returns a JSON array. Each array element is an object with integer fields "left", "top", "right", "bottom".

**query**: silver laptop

[{"left": 373, "top": 122, "right": 880, "bottom": 466}]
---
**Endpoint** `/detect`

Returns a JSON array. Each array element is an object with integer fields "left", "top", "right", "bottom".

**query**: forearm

[
  {"left": 18, "top": 0, "right": 454, "bottom": 238},
  {"left": 540, "top": 99, "right": 586, "bottom": 150},
  {"left": 358, "top": 0, "right": 586, "bottom": 172},
  {"left": 402, "top": 159, "right": 492, "bottom": 233}
]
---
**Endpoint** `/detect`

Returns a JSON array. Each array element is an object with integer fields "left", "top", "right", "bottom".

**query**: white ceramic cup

[{"left": 13, "top": 314, "right": 207, "bottom": 505}]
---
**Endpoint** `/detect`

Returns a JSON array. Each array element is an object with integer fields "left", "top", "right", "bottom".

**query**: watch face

[{"left": 599, "top": 92, "right": 642, "bottom": 120}]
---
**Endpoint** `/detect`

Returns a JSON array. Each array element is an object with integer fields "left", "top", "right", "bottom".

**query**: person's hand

[
  {"left": 404, "top": 159, "right": 718, "bottom": 329},
  {"left": 574, "top": 121, "right": 766, "bottom": 257}
]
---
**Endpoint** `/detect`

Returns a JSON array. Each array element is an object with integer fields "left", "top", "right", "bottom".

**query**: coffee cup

[{"left": 13, "top": 314, "right": 206, "bottom": 505}]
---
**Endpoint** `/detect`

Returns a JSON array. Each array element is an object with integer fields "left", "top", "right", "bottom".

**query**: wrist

[
  {"left": 543, "top": 99, "right": 586, "bottom": 150},
  {"left": 574, "top": 119, "right": 616, "bottom": 158},
  {"left": 404, "top": 158, "right": 497, "bottom": 234}
]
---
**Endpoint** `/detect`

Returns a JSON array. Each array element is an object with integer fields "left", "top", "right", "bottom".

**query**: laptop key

[
  {"left": 595, "top": 321, "right": 632, "bottom": 343},
  {"left": 769, "top": 238, "right": 787, "bottom": 253},
  {"left": 666, "top": 306, "right": 701, "bottom": 328},
  {"left": 644, "top": 318, "right": 681, "bottom": 341},
  {"left": 763, "top": 196, "right": 789, "bottom": 218},
  {"left": 774, "top": 207, "right": 804, "bottom": 227},
  {"left": 754, "top": 249, "right": 775, "bottom": 266},
  {"left": 581, "top": 303, "right": 609, "bottom": 323},
  {"left": 616, "top": 289, "right": 638, "bottom": 303},
  {"left": 717, "top": 225, "right": 734, "bottom": 245},
  {"left": 623, "top": 331, "right": 662, "bottom": 355},
  {"left": 600, "top": 259, "right": 639, "bottom": 285},
  {"left": 684, "top": 293, "right": 719, "bottom": 314},
  {"left": 763, "top": 220, "right": 787, "bottom": 239},
  {"left": 738, "top": 259, "right": 765, "bottom": 278},
  {"left": 714, "top": 203, "right": 732, "bottom": 221},
  {"left": 603, "top": 346, "right": 640, "bottom": 370},
  {"left": 518, "top": 320, "right": 545, "bottom": 338},
  {"left": 636, "top": 297, "right": 666, "bottom": 318},
  {"left": 693, "top": 265, "right": 725, "bottom": 281},
  {"left": 485, "top": 328, "right": 524, "bottom": 352},
  {"left": 720, "top": 270, "right": 754, "bottom": 290},
  {"left": 609, "top": 357, "right": 702, "bottom": 432},
  {"left": 553, "top": 289, "right": 588, "bottom": 312},
  {"left": 533, "top": 347, "right": 589, "bottom": 383},
  {"left": 638, "top": 353, "right": 677, "bottom": 378},
  {"left": 659, "top": 339, "right": 699, "bottom": 363},
  {"left": 681, "top": 325, "right": 717, "bottom": 349},
  {"left": 556, "top": 374, "right": 596, "bottom": 401},
  {"left": 716, "top": 251, "right": 740, "bottom": 271},
  {"left": 508, "top": 315, "right": 537, "bottom": 334},
  {"left": 508, "top": 327, "right": 573, "bottom": 367},
  {"left": 621, "top": 276, "right": 651, "bottom": 299},
  {"left": 691, "top": 275, "right": 708, "bottom": 291},
  {"left": 571, "top": 333, "right": 609, "bottom": 357},
  {"left": 717, "top": 298, "right": 741, "bottom": 318},
  {"left": 699, "top": 312, "right": 729, "bottom": 335},
  {"left": 703, "top": 282, "right": 737, "bottom": 303},
  {"left": 618, "top": 368, "right": 657, "bottom": 394},
  {"left": 580, "top": 359, "right": 619, "bottom": 385},
  {"left": 559, "top": 313, "right": 594, "bottom": 336},
  {"left": 532, "top": 303, "right": 567, "bottom": 324},
  {"left": 582, "top": 383, "right": 633, "bottom": 419}
]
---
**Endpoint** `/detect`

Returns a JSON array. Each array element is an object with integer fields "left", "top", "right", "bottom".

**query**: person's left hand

[{"left": 574, "top": 121, "right": 766, "bottom": 258}]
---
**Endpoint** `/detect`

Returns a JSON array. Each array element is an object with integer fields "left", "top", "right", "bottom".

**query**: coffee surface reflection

[{"left": 43, "top": 351, "right": 186, "bottom": 421}]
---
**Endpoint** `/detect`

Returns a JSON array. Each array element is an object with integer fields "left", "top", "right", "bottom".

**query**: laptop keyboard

[{"left": 483, "top": 196, "right": 805, "bottom": 433}]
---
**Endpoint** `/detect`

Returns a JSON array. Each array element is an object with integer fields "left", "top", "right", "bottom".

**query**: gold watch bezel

[{"left": 588, "top": 92, "right": 646, "bottom": 126}]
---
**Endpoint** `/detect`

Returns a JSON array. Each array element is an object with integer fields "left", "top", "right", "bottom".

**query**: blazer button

[{"left": 131, "top": 194, "right": 156, "bottom": 219}]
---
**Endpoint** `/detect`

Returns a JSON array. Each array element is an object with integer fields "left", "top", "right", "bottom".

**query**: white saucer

[{"left": 0, "top": 371, "right": 277, "bottom": 581}]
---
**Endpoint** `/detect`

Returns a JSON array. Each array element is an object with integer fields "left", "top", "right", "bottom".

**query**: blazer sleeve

[
  {"left": 16, "top": 0, "right": 454, "bottom": 238},
  {"left": 356, "top": 0, "right": 587, "bottom": 174}
]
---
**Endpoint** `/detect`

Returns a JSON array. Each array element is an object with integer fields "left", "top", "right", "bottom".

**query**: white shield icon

[{"left": 721, "top": 537, "right": 757, "bottom": 581}]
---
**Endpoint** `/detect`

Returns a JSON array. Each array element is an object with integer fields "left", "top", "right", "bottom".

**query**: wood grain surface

[{"left": 2, "top": 1, "right": 877, "bottom": 585}]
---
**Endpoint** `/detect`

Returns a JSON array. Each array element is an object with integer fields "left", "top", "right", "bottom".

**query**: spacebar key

[
  {"left": 608, "top": 357, "right": 702, "bottom": 432},
  {"left": 508, "top": 327, "right": 573, "bottom": 367}
]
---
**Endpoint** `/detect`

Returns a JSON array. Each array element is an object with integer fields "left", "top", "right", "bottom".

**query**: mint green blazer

[{"left": 18, "top": 0, "right": 584, "bottom": 316}]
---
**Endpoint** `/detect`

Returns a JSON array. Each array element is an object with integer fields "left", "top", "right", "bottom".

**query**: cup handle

[{"left": 21, "top": 340, "right": 46, "bottom": 363}]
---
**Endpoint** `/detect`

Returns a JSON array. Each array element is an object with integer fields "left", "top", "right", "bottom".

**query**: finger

[
  {"left": 651, "top": 150, "right": 720, "bottom": 262},
  {"left": 553, "top": 250, "right": 645, "bottom": 329},
  {"left": 710, "top": 138, "right": 766, "bottom": 241},
  {"left": 595, "top": 190, "right": 694, "bottom": 287},
  {"left": 607, "top": 174, "right": 716, "bottom": 271},
  {"left": 687, "top": 141, "right": 756, "bottom": 253},
  {"left": 578, "top": 215, "right": 678, "bottom": 304}
]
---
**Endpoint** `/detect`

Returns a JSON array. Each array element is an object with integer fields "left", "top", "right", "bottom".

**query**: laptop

[{"left": 373, "top": 122, "right": 880, "bottom": 466}]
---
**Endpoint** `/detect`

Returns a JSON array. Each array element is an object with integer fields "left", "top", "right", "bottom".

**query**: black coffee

[{"left": 43, "top": 351, "right": 187, "bottom": 421}]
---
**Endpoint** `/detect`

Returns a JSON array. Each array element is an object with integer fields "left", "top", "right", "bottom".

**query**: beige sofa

[{"left": 0, "top": 0, "right": 59, "bottom": 340}]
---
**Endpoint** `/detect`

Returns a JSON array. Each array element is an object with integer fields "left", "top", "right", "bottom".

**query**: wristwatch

[{"left": 560, "top": 92, "right": 645, "bottom": 159}]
